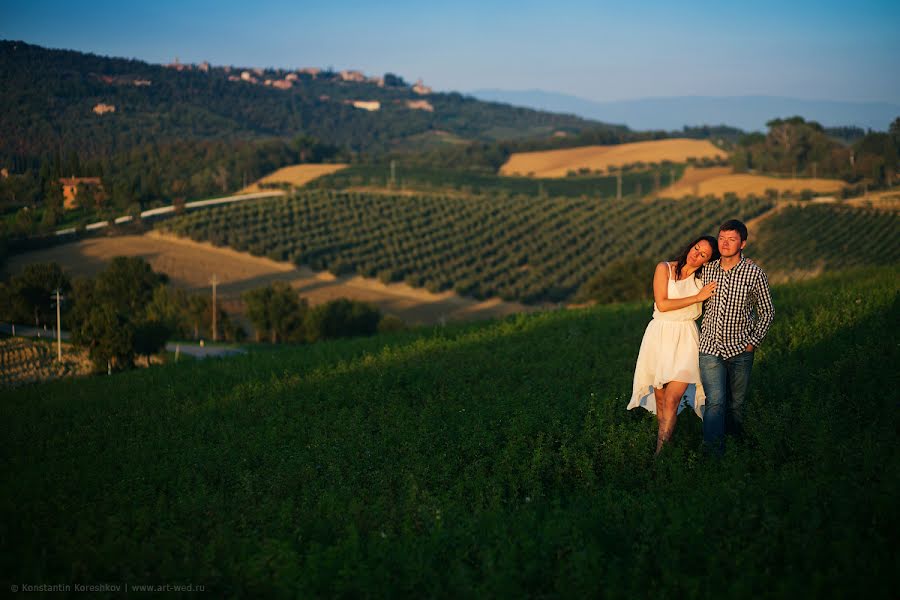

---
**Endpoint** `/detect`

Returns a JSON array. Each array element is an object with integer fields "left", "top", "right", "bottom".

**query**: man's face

[{"left": 718, "top": 229, "right": 746, "bottom": 258}]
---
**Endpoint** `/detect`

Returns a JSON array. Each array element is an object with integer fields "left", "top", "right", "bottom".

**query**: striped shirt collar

[{"left": 710, "top": 253, "right": 745, "bottom": 273}]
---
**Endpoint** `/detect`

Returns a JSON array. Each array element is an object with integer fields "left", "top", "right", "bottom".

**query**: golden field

[
  {"left": 238, "top": 163, "right": 347, "bottom": 193},
  {"left": 661, "top": 166, "right": 847, "bottom": 198},
  {"left": 6, "top": 232, "right": 534, "bottom": 328},
  {"left": 500, "top": 138, "right": 727, "bottom": 178}
]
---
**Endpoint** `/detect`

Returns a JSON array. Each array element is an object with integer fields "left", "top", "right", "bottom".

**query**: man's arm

[{"left": 747, "top": 268, "right": 774, "bottom": 349}]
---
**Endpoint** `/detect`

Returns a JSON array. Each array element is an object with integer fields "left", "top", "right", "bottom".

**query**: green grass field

[{"left": 2, "top": 267, "right": 898, "bottom": 597}]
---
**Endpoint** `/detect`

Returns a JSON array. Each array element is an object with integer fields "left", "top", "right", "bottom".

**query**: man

[{"left": 699, "top": 219, "right": 774, "bottom": 454}]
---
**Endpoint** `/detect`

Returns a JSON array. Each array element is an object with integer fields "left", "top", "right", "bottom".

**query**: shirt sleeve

[{"left": 747, "top": 268, "right": 774, "bottom": 348}]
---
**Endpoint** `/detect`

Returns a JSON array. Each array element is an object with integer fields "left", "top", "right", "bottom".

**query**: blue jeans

[{"left": 700, "top": 351, "right": 755, "bottom": 454}]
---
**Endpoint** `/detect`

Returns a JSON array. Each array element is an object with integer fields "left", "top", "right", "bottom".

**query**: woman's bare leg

[
  {"left": 656, "top": 381, "right": 689, "bottom": 456},
  {"left": 653, "top": 386, "right": 666, "bottom": 455},
  {"left": 653, "top": 386, "right": 665, "bottom": 413}
]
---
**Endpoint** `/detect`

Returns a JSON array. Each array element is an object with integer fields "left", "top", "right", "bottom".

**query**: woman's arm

[{"left": 653, "top": 262, "right": 717, "bottom": 312}]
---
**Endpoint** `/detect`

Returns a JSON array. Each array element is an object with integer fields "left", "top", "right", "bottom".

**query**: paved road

[
  {"left": 1, "top": 323, "right": 244, "bottom": 359},
  {"left": 54, "top": 190, "right": 285, "bottom": 236}
]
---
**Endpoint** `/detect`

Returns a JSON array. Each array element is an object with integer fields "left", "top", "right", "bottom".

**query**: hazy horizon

[{"left": 3, "top": 0, "right": 899, "bottom": 106}]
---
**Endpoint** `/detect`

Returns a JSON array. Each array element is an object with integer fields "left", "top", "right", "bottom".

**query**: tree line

[
  {"left": 731, "top": 116, "right": 900, "bottom": 186},
  {"left": 1, "top": 258, "right": 399, "bottom": 372},
  {"left": 0, "top": 135, "right": 341, "bottom": 237}
]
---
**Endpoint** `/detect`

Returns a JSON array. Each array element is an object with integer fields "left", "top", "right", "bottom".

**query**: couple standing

[{"left": 627, "top": 219, "right": 775, "bottom": 455}]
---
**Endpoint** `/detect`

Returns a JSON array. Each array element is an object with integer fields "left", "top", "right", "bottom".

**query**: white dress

[{"left": 627, "top": 263, "right": 706, "bottom": 418}]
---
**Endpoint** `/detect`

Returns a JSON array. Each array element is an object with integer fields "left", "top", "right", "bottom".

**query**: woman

[{"left": 627, "top": 235, "right": 719, "bottom": 455}]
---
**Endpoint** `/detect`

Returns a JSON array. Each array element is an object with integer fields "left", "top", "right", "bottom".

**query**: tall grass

[{"left": 1, "top": 267, "right": 897, "bottom": 597}]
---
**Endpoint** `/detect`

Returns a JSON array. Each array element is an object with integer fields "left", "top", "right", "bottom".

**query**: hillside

[
  {"left": 153, "top": 190, "right": 899, "bottom": 303},
  {"left": 0, "top": 40, "right": 606, "bottom": 163},
  {"left": 156, "top": 190, "right": 775, "bottom": 303},
  {"left": 6, "top": 231, "right": 535, "bottom": 327},
  {"left": 500, "top": 138, "right": 727, "bottom": 178},
  {"left": 660, "top": 166, "right": 847, "bottom": 198},
  {"left": 2, "top": 268, "right": 897, "bottom": 595}
]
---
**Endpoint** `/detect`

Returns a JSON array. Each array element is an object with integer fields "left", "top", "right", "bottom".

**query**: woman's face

[{"left": 687, "top": 240, "right": 714, "bottom": 268}]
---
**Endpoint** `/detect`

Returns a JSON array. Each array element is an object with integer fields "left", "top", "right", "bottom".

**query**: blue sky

[{"left": 3, "top": 0, "right": 899, "bottom": 103}]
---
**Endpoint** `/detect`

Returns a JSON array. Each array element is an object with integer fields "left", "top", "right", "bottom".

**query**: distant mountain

[
  {"left": 469, "top": 90, "right": 900, "bottom": 133},
  {"left": 0, "top": 41, "right": 610, "bottom": 163}
]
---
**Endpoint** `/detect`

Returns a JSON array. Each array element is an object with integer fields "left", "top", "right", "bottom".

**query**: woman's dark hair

[{"left": 674, "top": 235, "right": 719, "bottom": 279}]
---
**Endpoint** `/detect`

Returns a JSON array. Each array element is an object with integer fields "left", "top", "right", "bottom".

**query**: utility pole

[
  {"left": 51, "top": 288, "right": 63, "bottom": 362},
  {"left": 390, "top": 160, "right": 397, "bottom": 187},
  {"left": 616, "top": 168, "right": 622, "bottom": 201},
  {"left": 211, "top": 274, "right": 218, "bottom": 342}
]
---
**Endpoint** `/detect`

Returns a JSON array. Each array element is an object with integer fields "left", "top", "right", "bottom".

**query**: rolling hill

[
  {"left": 0, "top": 40, "right": 609, "bottom": 164},
  {"left": 2, "top": 267, "right": 897, "bottom": 595}
]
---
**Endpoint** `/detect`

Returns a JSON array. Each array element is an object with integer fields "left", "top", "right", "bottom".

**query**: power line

[{"left": 50, "top": 288, "right": 64, "bottom": 362}]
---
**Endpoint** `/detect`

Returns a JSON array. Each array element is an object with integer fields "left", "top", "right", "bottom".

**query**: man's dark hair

[{"left": 719, "top": 219, "right": 748, "bottom": 241}]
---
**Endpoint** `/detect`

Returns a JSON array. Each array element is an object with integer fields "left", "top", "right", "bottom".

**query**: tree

[
  {"left": 73, "top": 184, "right": 96, "bottom": 210},
  {"left": 13, "top": 207, "right": 34, "bottom": 236},
  {"left": 144, "top": 285, "right": 191, "bottom": 337},
  {"left": 243, "top": 281, "right": 307, "bottom": 342},
  {"left": 133, "top": 319, "right": 172, "bottom": 367},
  {"left": 186, "top": 294, "right": 211, "bottom": 339},
  {"left": 69, "top": 258, "right": 171, "bottom": 370},
  {"left": 383, "top": 73, "right": 407, "bottom": 87},
  {"left": 575, "top": 257, "right": 659, "bottom": 304},
  {"left": 304, "top": 298, "right": 381, "bottom": 342},
  {"left": 94, "top": 256, "right": 167, "bottom": 317},
  {"left": 889, "top": 117, "right": 900, "bottom": 137},
  {"left": 243, "top": 286, "right": 273, "bottom": 342},
  {"left": 5, "top": 262, "right": 71, "bottom": 326},
  {"left": 74, "top": 301, "right": 135, "bottom": 371}
]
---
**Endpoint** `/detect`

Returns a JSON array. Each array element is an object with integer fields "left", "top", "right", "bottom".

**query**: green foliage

[
  {"left": 0, "top": 261, "right": 71, "bottom": 325},
  {"left": 310, "top": 163, "right": 681, "bottom": 198},
  {"left": 576, "top": 256, "right": 659, "bottom": 304},
  {"left": 68, "top": 257, "right": 171, "bottom": 370},
  {"left": 680, "top": 124, "right": 746, "bottom": 144},
  {"left": 304, "top": 298, "right": 381, "bottom": 342},
  {"left": 1, "top": 268, "right": 897, "bottom": 596},
  {"left": 243, "top": 281, "right": 309, "bottom": 343},
  {"left": 0, "top": 40, "right": 599, "bottom": 175},
  {"left": 71, "top": 293, "right": 136, "bottom": 370},
  {"left": 144, "top": 285, "right": 192, "bottom": 337},
  {"left": 93, "top": 256, "right": 168, "bottom": 316},
  {"left": 731, "top": 115, "right": 900, "bottom": 187},
  {"left": 161, "top": 190, "right": 773, "bottom": 304},
  {"left": 243, "top": 282, "right": 384, "bottom": 343},
  {"left": 132, "top": 319, "right": 171, "bottom": 366}
]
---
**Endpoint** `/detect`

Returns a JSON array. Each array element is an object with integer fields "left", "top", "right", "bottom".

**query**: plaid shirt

[{"left": 699, "top": 256, "right": 774, "bottom": 359}]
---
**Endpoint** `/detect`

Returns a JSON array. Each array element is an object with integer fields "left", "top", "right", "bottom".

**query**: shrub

[
  {"left": 576, "top": 256, "right": 659, "bottom": 304},
  {"left": 305, "top": 298, "right": 382, "bottom": 342}
]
